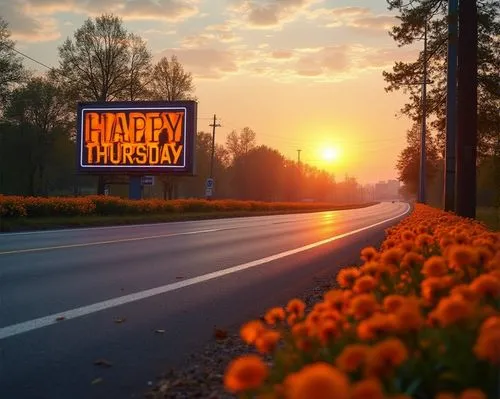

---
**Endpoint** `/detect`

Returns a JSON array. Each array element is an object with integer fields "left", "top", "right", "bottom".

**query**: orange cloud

[
  {"left": 155, "top": 48, "right": 239, "bottom": 79},
  {"left": 307, "top": 6, "right": 397, "bottom": 32},
  {"left": 228, "top": 0, "right": 321, "bottom": 29}
]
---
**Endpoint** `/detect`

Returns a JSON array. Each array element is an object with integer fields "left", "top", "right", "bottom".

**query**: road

[{"left": 0, "top": 201, "right": 410, "bottom": 399}]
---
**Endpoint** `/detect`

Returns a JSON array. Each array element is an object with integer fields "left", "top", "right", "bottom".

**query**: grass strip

[{"left": 0, "top": 203, "right": 377, "bottom": 233}]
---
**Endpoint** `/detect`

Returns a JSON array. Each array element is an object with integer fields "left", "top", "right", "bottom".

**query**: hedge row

[{"left": 0, "top": 195, "right": 364, "bottom": 218}]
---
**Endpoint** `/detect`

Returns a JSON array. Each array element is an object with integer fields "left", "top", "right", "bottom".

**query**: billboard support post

[{"left": 129, "top": 176, "right": 142, "bottom": 200}]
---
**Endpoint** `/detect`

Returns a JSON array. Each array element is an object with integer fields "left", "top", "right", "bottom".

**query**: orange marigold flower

[
  {"left": 422, "top": 256, "right": 448, "bottom": 277},
  {"left": 381, "top": 248, "right": 405, "bottom": 266},
  {"left": 475, "top": 246, "right": 494, "bottom": 265},
  {"left": 447, "top": 245, "right": 480, "bottom": 271},
  {"left": 382, "top": 239, "right": 397, "bottom": 250},
  {"left": 479, "top": 315, "right": 500, "bottom": 335},
  {"left": 336, "top": 267, "right": 361, "bottom": 288},
  {"left": 318, "top": 320, "right": 338, "bottom": 344},
  {"left": 335, "top": 344, "right": 370, "bottom": 373},
  {"left": 286, "top": 363, "right": 350, "bottom": 399},
  {"left": 224, "top": 354, "right": 268, "bottom": 393},
  {"left": 417, "top": 224, "right": 429, "bottom": 234},
  {"left": 401, "top": 252, "right": 425, "bottom": 269},
  {"left": 421, "top": 277, "right": 454, "bottom": 303},
  {"left": 350, "top": 378, "right": 385, "bottom": 399},
  {"left": 361, "top": 247, "right": 378, "bottom": 262},
  {"left": 365, "top": 338, "right": 408, "bottom": 378},
  {"left": 287, "top": 313, "right": 298, "bottom": 326},
  {"left": 291, "top": 322, "right": 310, "bottom": 338},
  {"left": 399, "top": 240, "right": 415, "bottom": 252},
  {"left": 459, "top": 389, "right": 487, "bottom": 399},
  {"left": 431, "top": 296, "right": 474, "bottom": 327},
  {"left": 416, "top": 233, "right": 434, "bottom": 248},
  {"left": 357, "top": 313, "right": 397, "bottom": 340},
  {"left": 349, "top": 294, "right": 379, "bottom": 320},
  {"left": 353, "top": 275, "right": 378, "bottom": 294},
  {"left": 450, "top": 284, "right": 478, "bottom": 302},
  {"left": 454, "top": 233, "right": 470, "bottom": 245},
  {"left": 473, "top": 329, "right": 500, "bottom": 364},
  {"left": 255, "top": 330, "right": 281, "bottom": 354},
  {"left": 470, "top": 274, "right": 500, "bottom": 298},
  {"left": 394, "top": 298, "right": 424, "bottom": 332},
  {"left": 361, "top": 261, "right": 380, "bottom": 277},
  {"left": 439, "top": 235, "right": 455, "bottom": 250},
  {"left": 287, "top": 298, "right": 306, "bottom": 318},
  {"left": 384, "top": 295, "right": 406, "bottom": 313},
  {"left": 264, "top": 307, "right": 286, "bottom": 325},
  {"left": 241, "top": 320, "right": 266, "bottom": 344},
  {"left": 401, "top": 230, "right": 415, "bottom": 241},
  {"left": 324, "top": 289, "right": 350, "bottom": 311}
]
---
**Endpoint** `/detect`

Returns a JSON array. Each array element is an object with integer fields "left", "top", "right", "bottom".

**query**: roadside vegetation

[
  {"left": 0, "top": 195, "right": 377, "bottom": 232},
  {"left": 224, "top": 204, "right": 500, "bottom": 398}
]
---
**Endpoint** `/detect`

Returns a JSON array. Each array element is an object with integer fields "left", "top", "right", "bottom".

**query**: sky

[{"left": 1, "top": 0, "right": 420, "bottom": 185}]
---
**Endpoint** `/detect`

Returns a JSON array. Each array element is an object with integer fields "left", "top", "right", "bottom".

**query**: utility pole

[
  {"left": 209, "top": 114, "right": 221, "bottom": 179},
  {"left": 418, "top": 20, "right": 429, "bottom": 204},
  {"left": 297, "top": 149, "right": 301, "bottom": 165},
  {"left": 444, "top": 0, "right": 458, "bottom": 212},
  {"left": 456, "top": 0, "right": 478, "bottom": 218}
]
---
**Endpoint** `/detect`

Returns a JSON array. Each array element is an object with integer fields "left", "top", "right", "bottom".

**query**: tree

[
  {"left": 225, "top": 127, "right": 257, "bottom": 163},
  {"left": 396, "top": 123, "right": 441, "bottom": 199},
  {"left": 3, "top": 77, "right": 72, "bottom": 195},
  {"left": 146, "top": 55, "right": 196, "bottom": 199},
  {"left": 231, "top": 145, "right": 284, "bottom": 201},
  {"left": 150, "top": 55, "right": 195, "bottom": 101},
  {"left": 383, "top": 2, "right": 498, "bottom": 155},
  {"left": 54, "top": 14, "right": 152, "bottom": 102},
  {"left": 52, "top": 14, "right": 153, "bottom": 194},
  {"left": 0, "top": 17, "right": 26, "bottom": 112},
  {"left": 384, "top": 0, "right": 498, "bottom": 215}
]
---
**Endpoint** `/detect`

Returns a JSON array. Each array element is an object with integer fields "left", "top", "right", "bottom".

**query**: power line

[{"left": 4, "top": 42, "right": 56, "bottom": 72}]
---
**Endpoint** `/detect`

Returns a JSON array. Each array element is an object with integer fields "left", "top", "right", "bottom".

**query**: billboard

[{"left": 76, "top": 101, "right": 197, "bottom": 174}]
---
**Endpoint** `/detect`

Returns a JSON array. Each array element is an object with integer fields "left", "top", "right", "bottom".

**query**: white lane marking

[
  {"left": 0, "top": 229, "right": 220, "bottom": 255},
  {"left": 0, "top": 203, "right": 410, "bottom": 340},
  {"left": 0, "top": 204, "right": 384, "bottom": 236}
]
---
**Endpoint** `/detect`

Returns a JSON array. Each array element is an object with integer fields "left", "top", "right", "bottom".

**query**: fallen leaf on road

[
  {"left": 114, "top": 317, "right": 126, "bottom": 324},
  {"left": 91, "top": 378, "right": 103, "bottom": 385},
  {"left": 56, "top": 316, "right": 65, "bottom": 321},
  {"left": 214, "top": 327, "right": 228, "bottom": 340},
  {"left": 155, "top": 329, "right": 165, "bottom": 334},
  {"left": 94, "top": 359, "right": 112, "bottom": 368}
]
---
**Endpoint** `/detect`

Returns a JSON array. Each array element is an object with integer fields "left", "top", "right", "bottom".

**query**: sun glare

[{"left": 322, "top": 147, "right": 340, "bottom": 162}]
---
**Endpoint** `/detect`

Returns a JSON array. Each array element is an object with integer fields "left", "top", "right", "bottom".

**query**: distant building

[{"left": 372, "top": 179, "right": 401, "bottom": 201}]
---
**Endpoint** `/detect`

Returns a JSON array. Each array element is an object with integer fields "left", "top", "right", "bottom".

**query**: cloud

[
  {"left": 0, "top": 0, "right": 199, "bottom": 42},
  {"left": 0, "top": 0, "right": 61, "bottom": 42},
  {"left": 306, "top": 6, "right": 396, "bottom": 32},
  {"left": 155, "top": 48, "right": 239, "bottom": 79},
  {"left": 271, "top": 50, "right": 294, "bottom": 59},
  {"left": 181, "top": 23, "right": 241, "bottom": 48},
  {"left": 228, "top": 0, "right": 321, "bottom": 29}
]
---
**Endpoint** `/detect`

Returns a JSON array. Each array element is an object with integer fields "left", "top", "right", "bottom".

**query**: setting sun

[{"left": 322, "top": 147, "right": 340, "bottom": 162}]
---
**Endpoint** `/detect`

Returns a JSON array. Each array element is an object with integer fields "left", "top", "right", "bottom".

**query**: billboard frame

[{"left": 76, "top": 100, "right": 197, "bottom": 175}]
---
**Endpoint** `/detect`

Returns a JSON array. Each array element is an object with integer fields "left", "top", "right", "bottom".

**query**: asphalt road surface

[{"left": 0, "top": 201, "right": 410, "bottom": 399}]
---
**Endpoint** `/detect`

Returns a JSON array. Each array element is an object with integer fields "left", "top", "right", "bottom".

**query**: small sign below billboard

[
  {"left": 141, "top": 176, "right": 155, "bottom": 186},
  {"left": 205, "top": 188, "right": 213, "bottom": 197}
]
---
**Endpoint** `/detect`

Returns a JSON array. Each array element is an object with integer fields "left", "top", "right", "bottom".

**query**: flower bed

[
  {"left": 224, "top": 204, "right": 500, "bottom": 399},
  {"left": 0, "top": 195, "right": 367, "bottom": 218}
]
